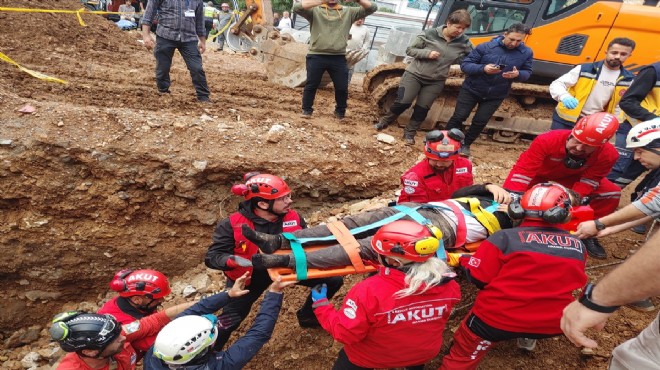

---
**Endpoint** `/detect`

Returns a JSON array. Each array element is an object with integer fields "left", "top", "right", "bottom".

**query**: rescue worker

[
  {"left": 503, "top": 112, "right": 621, "bottom": 259},
  {"left": 50, "top": 297, "right": 199, "bottom": 369},
  {"left": 310, "top": 220, "right": 461, "bottom": 369},
  {"left": 204, "top": 172, "right": 343, "bottom": 350},
  {"left": 440, "top": 183, "right": 588, "bottom": 369},
  {"left": 607, "top": 62, "right": 660, "bottom": 191},
  {"left": 245, "top": 183, "right": 514, "bottom": 271},
  {"left": 144, "top": 274, "right": 295, "bottom": 370},
  {"left": 374, "top": 9, "right": 473, "bottom": 145},
  {"left": 97, "top": 269, "right": 171, "bottom": 360},
  {"left": 203, "top": 2, "right": 219, "bottom": 37},
  {"left": 398, "top": 129, "right": 474, "bottom": 203},
  {"left": 549, "top": 37, "right": 635, "bottom": 130}
]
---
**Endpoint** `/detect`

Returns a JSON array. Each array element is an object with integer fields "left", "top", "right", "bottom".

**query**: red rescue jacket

[
  {"left": 97, "top": 297, "right": 155, "bottom": 360},
  {"left": 464, "top": 220, "right": 587, "bottom": 334},
  {"left": 503, "top": 130, "right": 618, "bottom": 197},
  {"left": 398, "top": 158, "right": 473, "bottom": 203},
  {"left": 314, "top": 267, "right": 461, "bottom": 368},
  {"left": 226, "top": 211, "right": 302, "bottom": 282}
]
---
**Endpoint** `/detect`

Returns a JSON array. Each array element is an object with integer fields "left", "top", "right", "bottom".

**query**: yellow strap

[
  {"left": 454, "top": 197, "right": 501, "bottom": 235},
  {"left": 0, "top": 51, "right": 67, "bottom": 84}
]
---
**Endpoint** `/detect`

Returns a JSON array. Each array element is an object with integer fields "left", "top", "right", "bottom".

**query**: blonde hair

[{"left": 394, "top": 257, "right": 452, "bottom": 298}]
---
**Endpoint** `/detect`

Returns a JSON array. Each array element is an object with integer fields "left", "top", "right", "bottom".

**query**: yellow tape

[
  {"left": 208, "top": 11, "right": 242, "bottom": 42},
  {"left": 0, "top": 51, "right": 67, "bottom": 84}
]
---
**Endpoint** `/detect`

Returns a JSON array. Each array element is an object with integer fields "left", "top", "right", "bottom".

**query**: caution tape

[
  {"left": 0, "top": 51, "right": 67, "bottom": 84},
  {"left": 0, "top": 6, "right": 130, "bottom": 26},
  {"left": 208, "top": 11, "right": 243, "bottom": 42}
]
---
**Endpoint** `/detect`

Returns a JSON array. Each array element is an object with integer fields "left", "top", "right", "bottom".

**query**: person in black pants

[
  {"left": 445, "top": 23, "right": 533, "bottom": 157},
  {"left": 204, "top": 172, "right": 343, "bottom": 349}
]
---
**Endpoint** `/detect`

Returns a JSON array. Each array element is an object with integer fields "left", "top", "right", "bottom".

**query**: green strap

[{"left": 282, "top": 232, "right": 307, "bottom": 280}]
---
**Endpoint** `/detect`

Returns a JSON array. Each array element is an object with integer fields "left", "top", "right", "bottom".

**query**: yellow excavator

[{"left": 363, "top": 0, "right": 660, "bottom": 141}]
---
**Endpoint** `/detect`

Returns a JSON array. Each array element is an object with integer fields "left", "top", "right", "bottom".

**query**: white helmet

[
  {"left": 153, "top": 315, "right": 218, "bottom": 365},
  {"left": 626, "top": 118, "right": 660, "bottom": 149}
]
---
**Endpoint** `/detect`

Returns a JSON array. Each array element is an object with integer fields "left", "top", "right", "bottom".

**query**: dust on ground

[{"left": 0, "top": 1, "right": 656, "bottom": 369}]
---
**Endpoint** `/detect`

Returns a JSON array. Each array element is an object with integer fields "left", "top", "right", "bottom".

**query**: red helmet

[
  {"left": 230, "top": 172, "right": 291, "bottom": 200},
  {"left": 109, "top": 269, "right": 171, "bottom": 299},
  {"left": 371, "top": 220, "right": 443, "bottom": 262},
  {"left": 424, "top": 129, "right": 464, "bottom": 161},
  {"left": 510, "top": 183, "right": 573, "bottom": 224},
  {"left": 571, "top": 112, "right": 619, "bottom": 146}
]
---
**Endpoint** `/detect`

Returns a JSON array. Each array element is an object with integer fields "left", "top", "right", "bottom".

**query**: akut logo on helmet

[
  {"left": 127, "top": 273, "right": 160, "bottom": 283},
  {"left": 246, "top": 177, "right": 272, "bottom": 185},
  {"left": 595, "top": 114, "right": 616, "bottom": 134},
  {"left": 528, "top": 187, "right": 548, "bottom": 207}
]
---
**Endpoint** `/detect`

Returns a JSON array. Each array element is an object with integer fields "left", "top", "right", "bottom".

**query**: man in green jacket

[{"left": 293, "top": 0, "right": 377, "bottom": 121}]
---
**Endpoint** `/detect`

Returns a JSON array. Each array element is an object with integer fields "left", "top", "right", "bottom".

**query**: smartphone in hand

[{"left": 498, "top": 64, "right": 507, "bottom": 70}]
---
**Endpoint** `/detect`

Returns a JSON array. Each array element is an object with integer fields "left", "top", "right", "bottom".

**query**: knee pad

[
  {"left": 390, "top": 102, "right": 412, "bottom": 115},
  {"left": 411, "top": 105, "right": 430, "bottom": 122}
]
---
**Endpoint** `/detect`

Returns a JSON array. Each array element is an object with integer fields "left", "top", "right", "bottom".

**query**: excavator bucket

[{"left": 249, "top": 26, "right": 310, "bottom": 88}]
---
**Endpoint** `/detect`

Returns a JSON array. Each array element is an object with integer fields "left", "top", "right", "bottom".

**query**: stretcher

[{"left": 266, "top": 220, "right": 482, "bottom": 282}]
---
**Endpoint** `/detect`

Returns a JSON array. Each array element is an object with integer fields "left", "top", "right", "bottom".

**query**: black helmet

[{"left": 49, "top": 311, "right": 122, "bottom": 353}]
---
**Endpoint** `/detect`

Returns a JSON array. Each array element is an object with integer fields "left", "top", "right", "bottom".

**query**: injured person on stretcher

[{"left": 244, "top": 184, "right": 517, "bottom": 271}]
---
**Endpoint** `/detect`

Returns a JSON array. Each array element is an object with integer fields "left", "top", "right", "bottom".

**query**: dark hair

[
  {"left": 505, "top": 23, "right": 532, "bottom": 35},
  {"left": 446, "top": 9, "right": 471, "bottom": 27},
  {"left": 608, "top": 37, "right": 636, "bottom": 50}
]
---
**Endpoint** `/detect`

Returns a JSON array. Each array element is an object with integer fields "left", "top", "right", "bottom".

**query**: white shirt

[
  {"left": 277, "top": 17, "right": 292, "bottom": 31},
  {"left": 549, "top": 64, "right": 620, "bottom": 115},
  {"left": 347, "top": 24, "right": 370, "bottom": 51},
  {"left": 428, "top": 200, "right": 489, "bottom": 243}
]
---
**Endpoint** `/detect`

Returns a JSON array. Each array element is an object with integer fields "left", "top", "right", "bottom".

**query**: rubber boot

[{"left": 241, "top": 224, "right": 288, "bottom": 253}]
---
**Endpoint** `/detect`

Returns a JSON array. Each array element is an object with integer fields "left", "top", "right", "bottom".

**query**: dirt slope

[{"left": 0, "top": 1, "right": 656, "bottom": 369}]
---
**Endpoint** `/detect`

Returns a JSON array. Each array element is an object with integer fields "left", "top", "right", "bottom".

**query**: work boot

[
  {"left": 459, "top": 145, "right": 471, "bottom": 157},
  {"left": 517, "top": 338, "right": 537, "bottom": 351},
  {"left": 403, "top": 133, "right": 415, "bottom": 146},
  {"left": 300, "top": 110, "right": 313, "bottom": 119},
  {"left": 626, "top": 298, "right": 656, "bottom": 312},
  {"left": 334, "top": 111, "right": 346, "bottom": 123},
  {"left": 584, "top": 238, "right": 607, "bottom": 259},
  {"left": 296, "top": 309, "right": 321, "bottom": 328},
  {"left": 252, "top": 253, "right": 292, "bottom": 270},
  {"left": 241, "top": 225, "right": 287, "bottom": 253}
]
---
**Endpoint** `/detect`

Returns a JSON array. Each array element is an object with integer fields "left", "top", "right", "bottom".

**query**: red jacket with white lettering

[
  {"left": 503, "top": 130, "right": 618, "bottom": 197},
  {"left": 398, "top": 158, "right": 473, "bottom": 203},
  {"left": 56, "top": 311, "right": 170, "bottom": 370},
  {"left": 463, "top": 220, "right": 587, "bottom": 334},
  {"left": 314, "top": 267, "right": 461, "bottom": 368}
]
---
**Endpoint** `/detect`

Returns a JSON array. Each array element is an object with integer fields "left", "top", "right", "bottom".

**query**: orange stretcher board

[{"left": 266, "top": 245, "right": 378, "bottom": 282}]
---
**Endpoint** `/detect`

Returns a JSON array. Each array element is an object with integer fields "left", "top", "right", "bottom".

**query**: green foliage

[
  {"left": 272, "top": 0, "right": 294, "bottom": 12},
  {"left": 378, "top": 7, "right": 395, "bottom": 13}
]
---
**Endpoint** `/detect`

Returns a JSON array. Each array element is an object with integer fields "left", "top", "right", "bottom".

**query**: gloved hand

[
  {"left": 226, "top": 256, "right": 252, "bottom": 269},
  {"left": 311, "top": 284, "right": 327, "bottom": 302},
  {"left": 561, "top": 95, "right": 579, "bottom": 109},
  {"left": 311, "top": 284, "right": 330, "bottom": 309}
]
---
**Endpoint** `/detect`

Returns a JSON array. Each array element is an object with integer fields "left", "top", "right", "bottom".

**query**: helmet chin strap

[
  {"left": 377, "top": 255, "right": 410, "bottom": 271},
  {"left": 132, "top": 296, "right": 159, "bottom": 313}
]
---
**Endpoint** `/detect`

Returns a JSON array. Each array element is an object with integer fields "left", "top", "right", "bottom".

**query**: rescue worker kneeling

[
  {"left": 440, "top": 183, "right": 588, "bottom": 370},
  {"left": 310, "top": 220, "right": 461, "bottom": 370}
]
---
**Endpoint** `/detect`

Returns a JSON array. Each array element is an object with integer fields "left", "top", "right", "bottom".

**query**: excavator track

[{"left": 364, "top": 63, "right": 555, "bottom": 141}]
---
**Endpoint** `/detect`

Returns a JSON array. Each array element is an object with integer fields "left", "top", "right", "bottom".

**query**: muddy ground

[{"left": 0, "top": 1, "right": 656, "bottom": 368}]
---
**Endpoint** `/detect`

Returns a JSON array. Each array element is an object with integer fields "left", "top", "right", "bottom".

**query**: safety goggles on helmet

[
  {"left": 626, "top": 118, "right": 660, "bottom": 150},
  {"left": 424, "top": 129, "right": 464, "bottom": 161}
]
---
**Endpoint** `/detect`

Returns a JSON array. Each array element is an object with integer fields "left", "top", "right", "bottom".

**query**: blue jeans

[
  {"left": 154, "top": 36, "right": 210, "bottom": 100},
  {"left": 302, "top": 54, "right": 349, "bottom": 115},
  {"left": 606, "top": 121, "right": 647, "bottom": 188}
]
